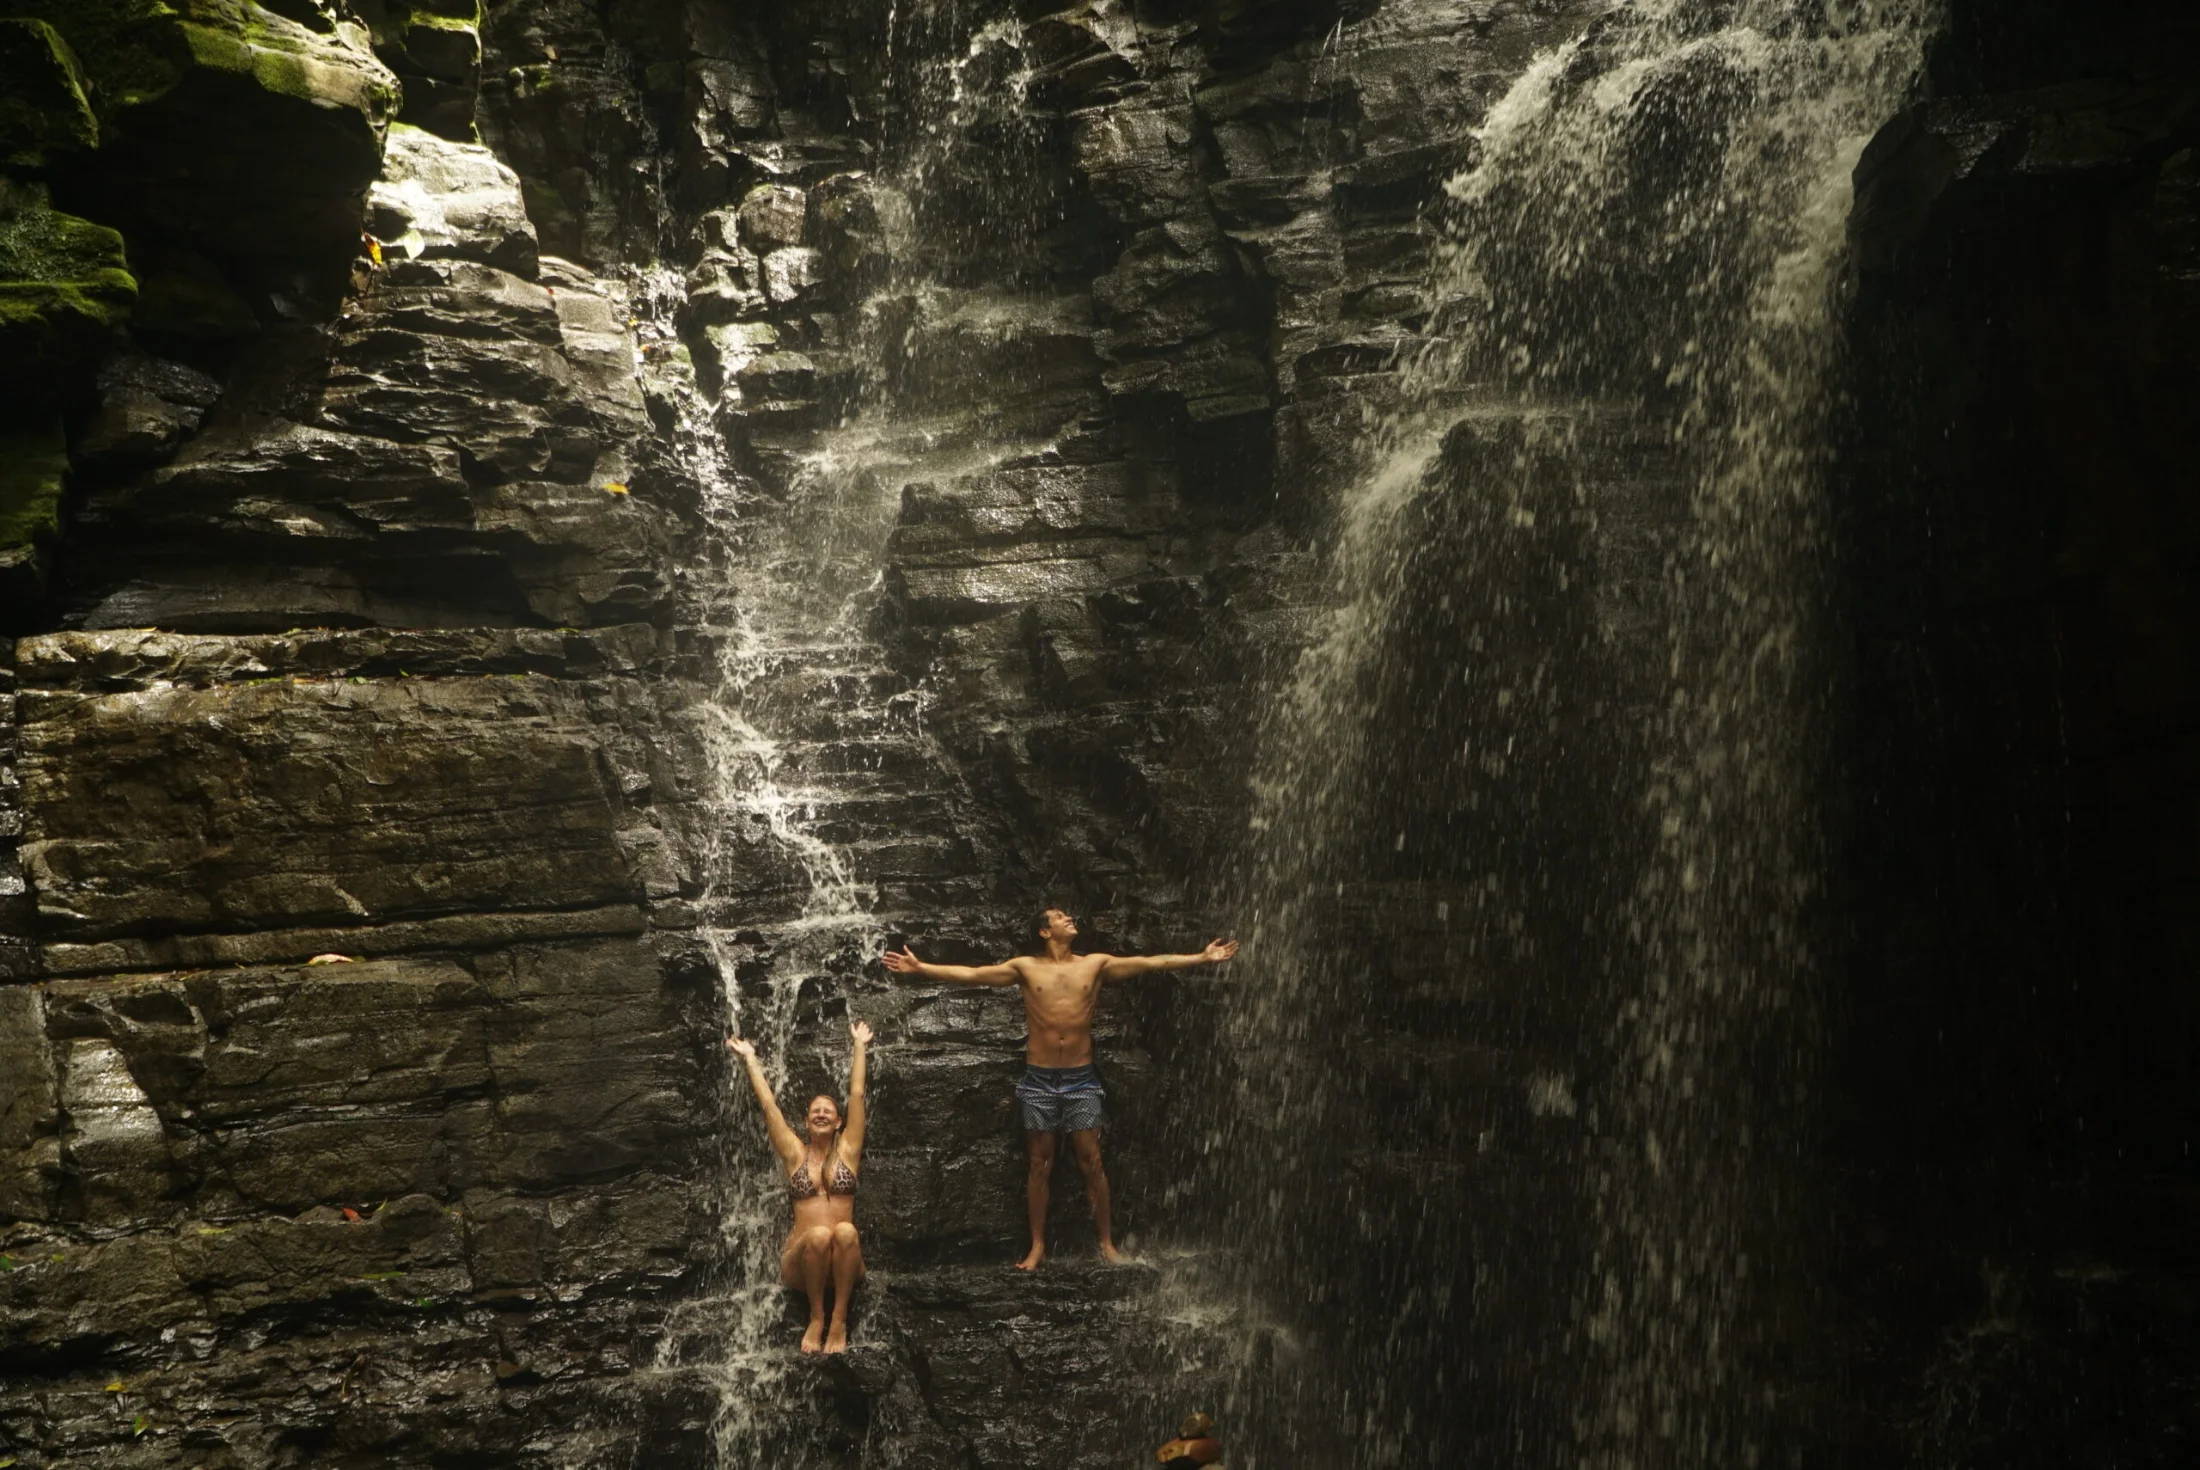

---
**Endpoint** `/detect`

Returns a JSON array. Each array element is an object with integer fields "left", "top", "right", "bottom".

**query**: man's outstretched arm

[
  {"left": 882, "top": 946, "right": 1021, "bottom": 986},
  {"left": 1099, "top": 938, "right": 1239, "bottom": 982}
]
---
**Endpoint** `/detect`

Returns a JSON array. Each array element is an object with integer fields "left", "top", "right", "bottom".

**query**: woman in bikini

[{"left": 726, "top": 1019, "right": 871, "bottom": 1353}]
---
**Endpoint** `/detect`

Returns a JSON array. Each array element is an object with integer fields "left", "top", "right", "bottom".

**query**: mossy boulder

[
  {"left": 0, "top": 419, "right": 68, "bottom": 622},
  {"left": 0, "top": 17, "right": 98, "bottom": 168},
  {"left": 0, "top": 180, "right": 136, "bottom": 409},
  {"left": 5, "top": 0, "right": 400, "bottom": 279}
]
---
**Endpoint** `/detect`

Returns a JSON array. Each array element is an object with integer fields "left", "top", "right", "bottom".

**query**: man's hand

[
  {"left": 726, "top": 1035, "right": 757, "bottom": 1060},
  {"left": 881, "top": 946, "right": 922, "bottom": 974},
  {"left": 1202, "top": 938, "right": 1239, "bottom": 964},
  {"left": 850, "top": 1018, "right": 874, "bottom": 1047}
]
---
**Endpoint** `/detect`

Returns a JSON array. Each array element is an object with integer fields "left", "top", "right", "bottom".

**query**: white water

[
  {"left": 637, "top": 10, "right": 1076, "bottom": 1463},
  {"left": 1216, "top": 1, "right": 1942, "bottom": 1464}
]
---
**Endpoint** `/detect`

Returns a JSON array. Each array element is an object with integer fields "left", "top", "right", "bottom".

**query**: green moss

[
  {"left": 0, "top": 420, "right": 67, "bottom": 555},
  {"left": 1, "top": 1, "right": 396, "bottom": 124},
  {"left": 0, "top": 181, "right": 137, "bottom": 317},
  {"left": 0, "top": 181, "right": 136, "bottom": 400},
  {"left": 175, "top": 16, "right": 393, "bottom": 118},
  {"left": 0, "top": 19, "right": 99, "bottom": 166}
]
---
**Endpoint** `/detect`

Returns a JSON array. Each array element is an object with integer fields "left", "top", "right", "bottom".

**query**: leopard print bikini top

[{"left": 788, "top": 1150, "right": 857, "bottom": 1200}]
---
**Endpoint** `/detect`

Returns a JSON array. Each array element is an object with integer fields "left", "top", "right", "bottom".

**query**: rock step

[{"left": 643, "top": 1258, "right": 1229, "bottom": 1470}]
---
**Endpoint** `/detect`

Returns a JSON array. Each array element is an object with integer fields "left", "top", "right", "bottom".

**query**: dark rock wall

[
  {"left": 0, "top": 0, "right": 2193, "bottom": 1467},
  {"left": 1837, "top": 0, "right": 2200, "bottom": 1463}
]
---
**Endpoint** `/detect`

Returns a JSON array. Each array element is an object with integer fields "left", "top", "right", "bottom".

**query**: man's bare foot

[
  {"left": 800, "top": 1320, "right": 825, "bottom": 1353},
  {"left": 1098, "top": 1241, "right": 1130, "bottom": 1265},
  {"left": 823, "top": 1323, "right": 849, "bottom": 1354},
  {"left": 1015, "top": 1243, "right": 1045, "bottom": 1271}
]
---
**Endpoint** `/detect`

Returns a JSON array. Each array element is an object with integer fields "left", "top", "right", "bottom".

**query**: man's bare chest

[{"left": 1021, "top": 966, "right": 1101, "bottom": 1011}]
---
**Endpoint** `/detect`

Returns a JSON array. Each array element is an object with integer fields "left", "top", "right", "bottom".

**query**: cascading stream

[
  {"left": 642, "top": 8, "right": 1070, "bottom": 1463},
  {"left": 1212, "top": 2, "right": 1941, "bottom": 1465}
]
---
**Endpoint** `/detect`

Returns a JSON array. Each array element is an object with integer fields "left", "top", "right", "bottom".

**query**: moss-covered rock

[
  {"left": 5, "top": 0, "right": 399, "bottom": 286},
  {"left": 0, "top": 418, "right": 68, "bottom": 621},
  {"left": 0, "top": 179, "right": 137, "bottom": 407},
  {"left": 0, "top": 17, "right": 98, "bottom": 168}
]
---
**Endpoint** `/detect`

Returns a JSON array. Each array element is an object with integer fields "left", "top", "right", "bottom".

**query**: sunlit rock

[{"left": 367, "top": 122, "right": 539, "bottom": 277}]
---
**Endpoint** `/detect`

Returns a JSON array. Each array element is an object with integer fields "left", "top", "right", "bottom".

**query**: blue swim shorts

[{"left": 1015, "top": 1064, "right": 1106, "bottom": 1134}]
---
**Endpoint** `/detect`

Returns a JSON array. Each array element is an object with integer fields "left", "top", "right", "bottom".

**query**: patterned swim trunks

[{"left": 1014, "top": 1063, "right": 1106, "bottom": 1133}]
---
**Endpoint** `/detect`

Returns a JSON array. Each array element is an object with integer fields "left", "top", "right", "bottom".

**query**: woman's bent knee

[
  {"left": 830, "top": 1221, "right": 860, "bottom": 1248},
  {"left": 802, "top": 1225, "right": 835, "bottom": 1252}
]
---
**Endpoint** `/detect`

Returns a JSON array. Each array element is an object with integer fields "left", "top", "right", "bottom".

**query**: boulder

[
  {"left": 40, "top": 0, "right": 401, "bottom": 275},
  {"left": 70, "top": 352, "right": 223, "bottom": 471},
  {"left": 736, "top": 183, "right": 808, "bottom": 251},
  {"left": 367, "top": 122, "right": 540, "bottom": 277}
]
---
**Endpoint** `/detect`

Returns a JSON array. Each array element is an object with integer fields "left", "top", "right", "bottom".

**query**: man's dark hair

[{"left": 1033, "top": 907, "right": 1065, "bottom": 945}]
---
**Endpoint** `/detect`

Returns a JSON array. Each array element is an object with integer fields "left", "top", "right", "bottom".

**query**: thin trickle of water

[{"left": 1214, "top": 1, "right": 1941, "bottom": 1464}]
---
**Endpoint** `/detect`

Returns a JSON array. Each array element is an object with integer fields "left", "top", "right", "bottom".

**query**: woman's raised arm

[
  {"left": 841, "top": 1019, "right": 872, "bottom": 1165},
  {"left": 727, "top": 1036, "right": 802, "bottom": 1169}
]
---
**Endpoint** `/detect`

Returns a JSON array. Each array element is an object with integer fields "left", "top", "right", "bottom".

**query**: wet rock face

[{"left": 1, "top": 0, "right": 2181, "bottom": 1467}]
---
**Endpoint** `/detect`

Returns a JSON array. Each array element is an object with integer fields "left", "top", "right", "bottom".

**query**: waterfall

[
  {"left": 640, "top": 7, "right": 1074, "bottom": 1463},
  {"left": 1214, "top": 2, "right": 1941, "bottom": 1464}
]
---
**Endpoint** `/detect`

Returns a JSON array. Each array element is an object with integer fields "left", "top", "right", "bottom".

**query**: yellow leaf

[
  {"left": 105, "top": 1380, "right": 124, "bottom": 1392},
  {"left": 366, "top": 237, "right": 383, "bottom": 266},
  {"left": 306, "top": 953, "right": 357, "bottom": 965},
  {"left": 601, "top": 482, "right": 630, "bottom": 496}
]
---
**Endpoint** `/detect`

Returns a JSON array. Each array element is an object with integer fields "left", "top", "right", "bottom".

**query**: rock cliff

[{"left": 0, "top": 1, "right": 2193, "bottom": 1467}]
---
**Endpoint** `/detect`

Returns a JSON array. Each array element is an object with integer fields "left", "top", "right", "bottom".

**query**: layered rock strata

[{"left": 1, "top": 0, "right": 2191, "bottom": 1468}]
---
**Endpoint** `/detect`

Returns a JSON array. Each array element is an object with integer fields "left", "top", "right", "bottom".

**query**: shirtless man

[{"left": 881, "top": 908, "right": 1238, "bottom": 1269}]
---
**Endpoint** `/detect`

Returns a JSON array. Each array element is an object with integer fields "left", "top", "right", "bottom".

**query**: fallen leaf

[
  {"left": 0, "top": 1254, "right": 12, "bottom": 1272},
  {"left": 341, "top": 1207, "right": 362, "bottom": 1222},
  {"left": 414, "top": 1296, "right": 434, "bottom": 1308},
  {"left": 132, "top": 1413, "right": 149, "bottom": 1436},
  {"left": 601, "top": 481, "right": 630, "bottom": 495},
  {"left": 2, "top": 1453, "right": 20, "bottom": 1466},
  {"left": 196, "top": 1226, "right": 230, "bottom": 1236},
  {"left": 362, "top": 1271, "right": 404, "bottom": 1280},
  {"left": 306, "top": 954, "right": 357, "bottom": 966},
  {"left": 365, "top": 236, "right": 384, "bottom": 266},
  {"left": 105, "top": 1380, "right": 125, "bottom": 1392}
]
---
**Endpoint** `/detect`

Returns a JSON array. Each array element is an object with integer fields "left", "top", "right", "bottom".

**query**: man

[{"left": 882, "top": 908, "right": 1238, "bottom": 1269}]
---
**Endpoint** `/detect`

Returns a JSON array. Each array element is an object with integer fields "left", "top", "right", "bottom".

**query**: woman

[{"left": 726, "top": 1019, "right": 871, "bottom": 1353}]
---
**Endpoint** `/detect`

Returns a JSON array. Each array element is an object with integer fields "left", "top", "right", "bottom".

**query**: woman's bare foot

[
  {"left": 800, "top": 1320, "right": 826, "bottom": 1353},
  {"left": 1098, "top": 1241, "right": 1130, "bottom": 1265},
  {"left": 1015, "top": 1243, "right": 1045, "bottom": 1271},
  {"left": 824, "top": 1322, "right": 850, "bottom": 1354}
]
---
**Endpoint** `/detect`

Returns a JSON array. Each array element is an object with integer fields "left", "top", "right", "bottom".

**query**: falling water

[
  {"left": 1215, "top": 2, "right": 1940, "bottom": 1465},
  {"left": 639, "top": 7, "right": 1077, "bottom": 1463}
]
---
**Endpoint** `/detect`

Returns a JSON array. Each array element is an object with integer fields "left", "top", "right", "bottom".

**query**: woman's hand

[
  {"left": 1202, "top": 938, "right": 1240, "bottom": 964},
  {"left": 726, "top": 1035, "right": 757, "bottom": 1061},
  {"left": 850, "top": 1018, "right": 874, "bottom": 1047}
]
